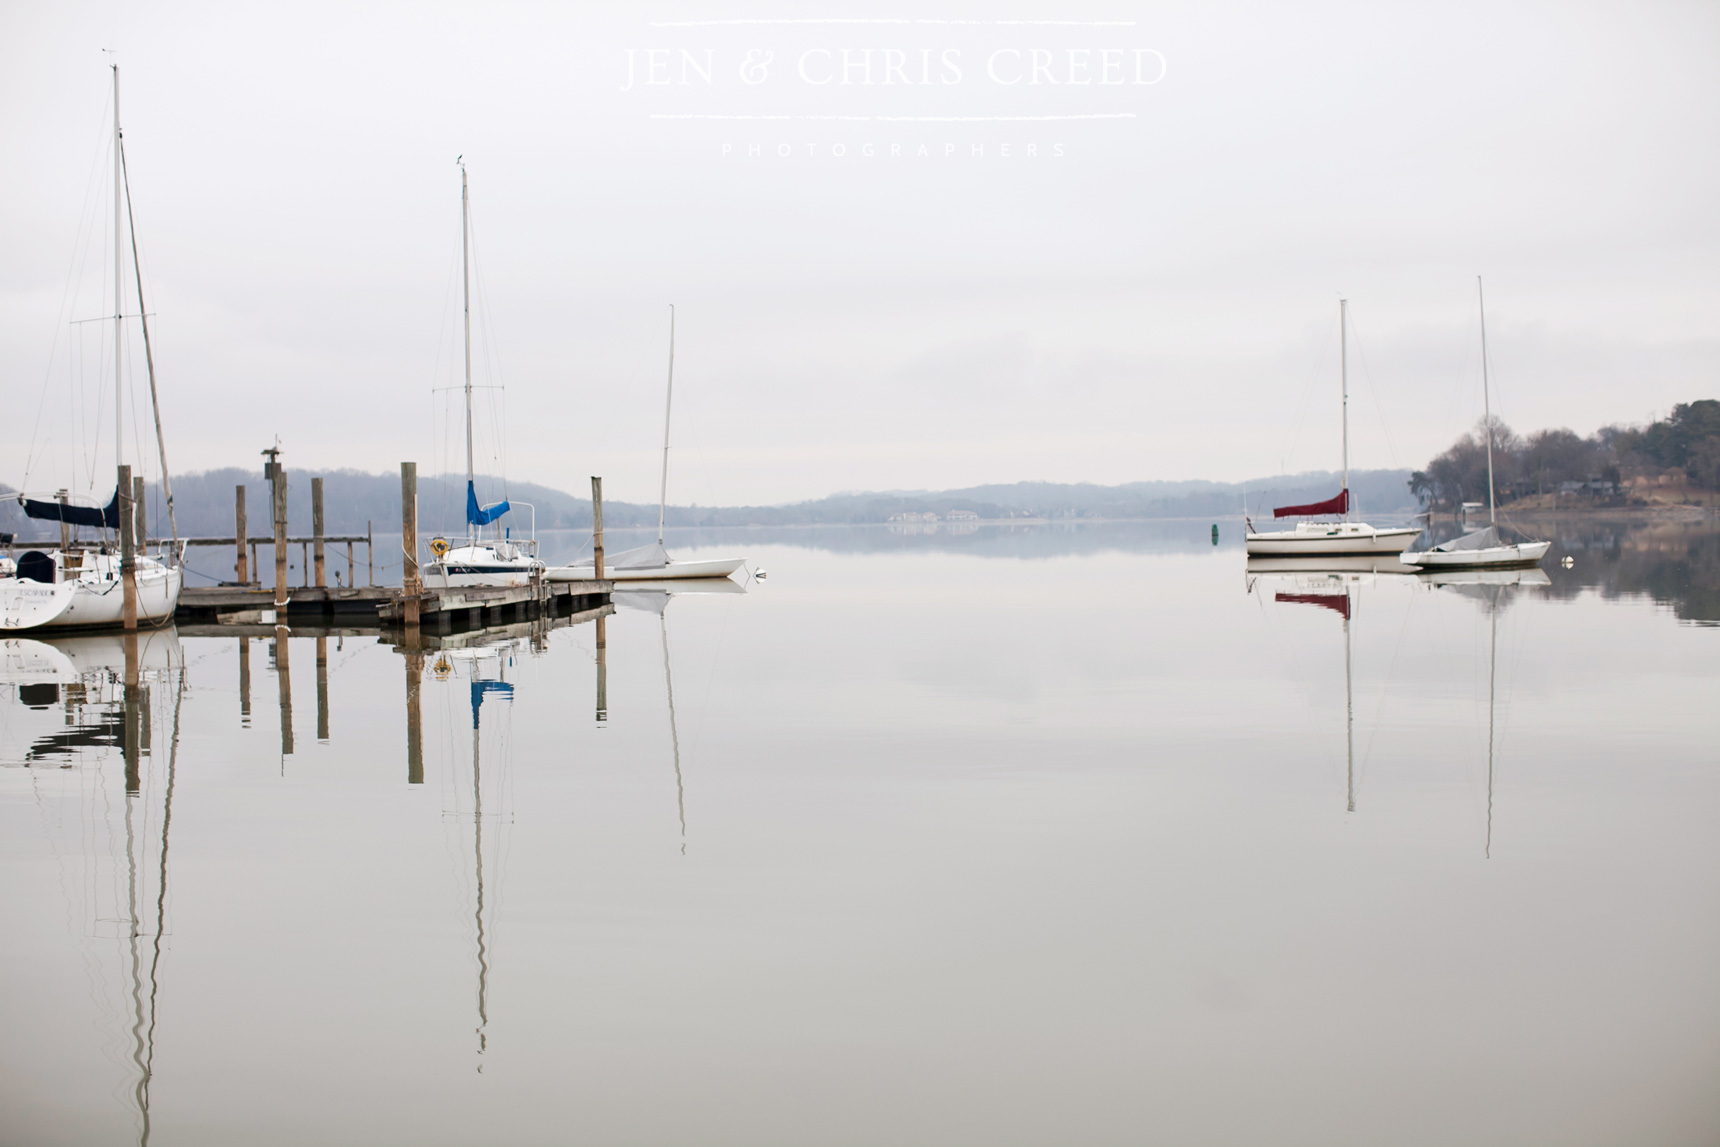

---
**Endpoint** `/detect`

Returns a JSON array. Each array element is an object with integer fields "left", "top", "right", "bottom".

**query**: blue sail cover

[
  {"left": 20, "top": 489, "right": 121, "bottom": 530},
  {"left": 470, "top": 680, "right": 514, "bottom": 728},
  {"left": 466, "top": 480, "right": 511, "bottom": 527}
]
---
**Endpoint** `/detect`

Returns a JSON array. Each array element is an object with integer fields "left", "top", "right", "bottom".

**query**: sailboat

[
  {"left": 2, "top": 63, "right": 184, "bottom": 631},
  {"left": 1245, "top": 299, "right": 1423, "bottom": 557},
  {"left": 1401, "top": 278, "right": 1551, "bottom": 570},
  {"left": 423, "top": 160, "right": 543, "bottom": 590},
  {"left": 546, "top": 306, "right": 745, "bottom": 583}
]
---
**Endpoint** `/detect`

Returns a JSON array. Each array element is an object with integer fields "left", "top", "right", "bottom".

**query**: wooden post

[
  {"left": 315, "top": 635, "right": 330, "bottom": 742},
  {"left": 312, "top": 476, "right": 326, "bottom": 588},
  {"left": 346, "top": 541, "right": 354, "bottom": 588},
  {"left": 591, "top": 476, "right": 606, "bottom": 581},
  {"left": 366, "top": 521, "right": 374, "bottom": 586},
  {"left": 238, "top": 635, "right": 252, "bottom": 727},
  {"left": 301, "top": 541, "right": 309, "bottom": 588},
  {"left": 275, "top": 624, "right": 294, "bottom": 757},
  {"left": 56, "top": 490, "right": 70, "bottom": 551},
  {"left": 118, "top": 464, "right": 138, "bottom": 631},
  {"left": 269, "top": 456, "right": 288, "bottom": 614},
  {"left": 400, "top": 463, "right": 420, "bottom": 627},
  {"left": 235, "top": 485, "right": 249, "bottom": 584},
  {"left": 405, "top": 649, "right": 424, "bottom": 784},
  {"left": 251, "top": 541, "right": 259, "bottom": 583}
]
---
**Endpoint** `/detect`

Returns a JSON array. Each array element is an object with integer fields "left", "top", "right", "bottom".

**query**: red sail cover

[
  {"left": 1276, "top": 592, "right": 1351, "bottom": 619},
  {"left": 1272, "top": 489, "right": 1348, "bottom": 519}
]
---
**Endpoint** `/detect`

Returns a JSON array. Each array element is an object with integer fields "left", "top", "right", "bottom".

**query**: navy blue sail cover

[
  {"left": 19, "top": 489, "right": 120, "bottom": 529},
  {"left": 466, "top": 480, "right": 510, "bottom": 526},
  {"left": 470, "top": 679, "right": 514, "bottom": 727}
]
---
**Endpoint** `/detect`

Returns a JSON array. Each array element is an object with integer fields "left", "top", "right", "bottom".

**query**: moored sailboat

[
  {"left": 1245, "top": 299, "right": 1422, "bottom": 557},
  {"left": 423, "top": 160, "right": 543, "bottom": 590},
  {"left": 1401, "top": 278, "right": 1550, "bottom": 570},
  {"left": 546, "top": 306, "right": 745, "bottom": 583},
  {"left": 2, "top": 62, "right": 183, "bottom": 631}
]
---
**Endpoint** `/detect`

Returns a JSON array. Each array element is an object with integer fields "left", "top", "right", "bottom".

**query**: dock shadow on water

[{"left": 2, "top": 521, "right": 1717, "bottom": 1146}]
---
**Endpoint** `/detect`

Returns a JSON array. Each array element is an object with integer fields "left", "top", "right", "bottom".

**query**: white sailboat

[
  {"left": 424, "top": 160, "right": 543, "bottom": 590},
  {"left": 3, "top": 63, "right": 183, "bottom": 631},
  {"left": 1245, "top": 299, "right": 1423, "bottom": 557},
  {"left": 547, "top": 307, "right": 746, "bottom": 583},
  {"left": 1402, "top": 278, "right": 1550, "bottom": 570}
]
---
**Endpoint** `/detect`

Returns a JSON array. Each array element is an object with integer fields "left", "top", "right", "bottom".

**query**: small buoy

[
  {"left": 1211, "top": 524, "right": 1219, "bottom": 545},
  {"left": 1561, "top": 555, "right": 1575, "bottom": 569}
]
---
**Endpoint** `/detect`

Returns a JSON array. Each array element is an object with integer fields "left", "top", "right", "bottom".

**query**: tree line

[{"left": 1410, "top": 399, "right": 1720, "bottom": 510}]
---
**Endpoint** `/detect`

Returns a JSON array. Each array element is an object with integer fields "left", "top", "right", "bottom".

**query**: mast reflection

[
  {"left": 1247, "top": 557, "right": 1416, "bottom": 812},
  {"left": 1418, "top": 566, "right": 1549, "bottom": 856},
  {"left": 1, "top": 629, "right": 185, "bottom": 1146}
]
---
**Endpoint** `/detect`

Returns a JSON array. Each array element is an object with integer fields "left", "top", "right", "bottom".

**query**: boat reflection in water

[
  {"left": 1416, "top": 564, "right": 1550, "bottom": 856},
  {"left": 0, "top": 627, "right": 186, "bottom": 1145},
  {"left": 615, "top": 577, "right": 747, "bottom": 854},
  {"left": 1246, "top": 557, "right": 1417, "bottom": 812},
  {"left": 427, "top": 636, "right": 520, "bottom": 1072}
]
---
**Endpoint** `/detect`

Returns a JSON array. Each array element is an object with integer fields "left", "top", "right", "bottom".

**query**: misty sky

[{"left": 2, "top": 1, "right": 1716, "bottom": 508}]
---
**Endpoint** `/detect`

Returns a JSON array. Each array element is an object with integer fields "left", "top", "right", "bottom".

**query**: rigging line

[
  {"left": 1344, "top": 308, "right": 1402, "bottom": 470},
  {"left": 121, "top": 139, "right": 175, "bottom": 544},
  {"left": 23, "top": 87, "right": 116, "bottom": 491},
  {"left": 464, "top": 195, "right": 511, "bottom": 493}
]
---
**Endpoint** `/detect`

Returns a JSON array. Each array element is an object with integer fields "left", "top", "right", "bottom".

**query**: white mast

[
  {"left": 1340, "top": 297, "right": 1349, "bottom": 521},
  {"left": 113, "top": 62, "right": 124, "bottom": 479},
  {"left": 1478, "top": 276, "right": 1496, "bottom": 526},
  {"left": 461, "top": 160, "right": 475, "bottom": 544},
  {"left": 657, "top": 305, "right": 675, "bottom": 546}
]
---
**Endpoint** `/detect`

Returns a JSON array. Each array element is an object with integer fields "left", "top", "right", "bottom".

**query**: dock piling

[
  {"left": 266, "top": 448, "right": 288, "bottom": 614},
  {"left": 312, "top": 477, "right": 326, "bottom": 588},
  {"left": 401, "top": 463, "right": 420, "bottom": 627},
  {"left": 591, "top": 476, "right": 606, "bottom": 581},
  {"left": 235, "top": 485, "right": 249, "bottom": 584}
]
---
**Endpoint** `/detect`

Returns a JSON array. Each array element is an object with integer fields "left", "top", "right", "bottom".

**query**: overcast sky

[{"left": 3, "top": 0, "right": 1716, "bottom": 508}]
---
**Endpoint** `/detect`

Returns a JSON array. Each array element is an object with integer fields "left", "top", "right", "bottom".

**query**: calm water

[{"left": 4, "top": 518, "right": 1718, "bottom": 1146}]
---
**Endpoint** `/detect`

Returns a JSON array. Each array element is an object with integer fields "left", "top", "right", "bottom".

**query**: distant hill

[{"left": 2, "top": 468, "right": 1416, "bottom": 539}]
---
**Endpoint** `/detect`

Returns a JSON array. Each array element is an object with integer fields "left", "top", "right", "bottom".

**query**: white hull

[
  {"left": 1245, "top": 523, "right": 1423, "bottom": 557},
  {"left": 1402, "top": 540, "right": 1551, "bottom": 569},
  {"left": 1, "top": 553, "right": 182, "bottom": 632},
  {"left": 546, "top": 556, "right": 745, "bottom": 583},
  {"left": 424, "top": 544, "right": 543, "bottom": 589}
]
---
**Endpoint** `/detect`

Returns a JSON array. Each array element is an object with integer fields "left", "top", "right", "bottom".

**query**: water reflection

[
  {"left": 430, "top": 641, "right": 517, "bottom": 1071},
  {"left": 1, "top": 629, "right": 185, "bottom": 1146},
  {"left": 1246, "top": 560, "right": 1418, "bottom": 812}
]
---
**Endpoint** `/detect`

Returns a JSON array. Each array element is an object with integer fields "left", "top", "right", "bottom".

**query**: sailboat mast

[
  {"left": 113, "top": 62, "right": 124, "bottom": 478},
  {"left": 657, "top": 305, "right": 675, "bottom": 545},
  {"left": 461, "top": 162, "right": 475, "bottom": 544},
  {"left": 1478, "top": 276, "right": 1496, "bottom": 526},
  {"left": 1340, "top": 297, "right": 1349, "bottom": 521}
]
